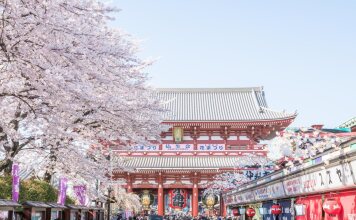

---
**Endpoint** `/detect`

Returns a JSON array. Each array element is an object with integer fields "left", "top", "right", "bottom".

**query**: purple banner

[
  {"left": 73, "top": 185, "right": 87, "bottom": 206},
  {"left": 57, "top": 177, "right": 68, "bottom": 205},
  {"left": 12, "top": 164, "right": 20, "bottom": 202}
]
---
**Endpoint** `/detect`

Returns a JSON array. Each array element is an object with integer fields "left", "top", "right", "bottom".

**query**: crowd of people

[{"left": 115, "top": 214, "right": 238, "bottom": 220}]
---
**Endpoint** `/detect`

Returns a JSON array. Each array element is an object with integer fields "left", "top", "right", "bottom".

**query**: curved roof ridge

[
  {"left": 156, "top": 87, "right": 264, "bottom": 93},
  {"left": 260, "top": 106, "right": 297, "bottom": 117},
  {"left": 155, "top": 87, "right": 296, "bottom": 122}
]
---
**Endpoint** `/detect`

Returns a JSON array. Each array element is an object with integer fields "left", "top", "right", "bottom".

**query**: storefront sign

[
  {"left": 163, "top": 144, "right": 193, "bottom": 151},
  {"left": 234, "top": 194, "right": 244, "bottom": 204},
  {"left": 198, "top": 144, "right": 225, "bottom": 151},
  {"left": 347, "top": 160, "right": 356, "bottom": 183},
  {"left": 283, "top": 163, "right": 354, "bottom": 196},
  {"left": 243, "top": 191, "right": 255, "bottom": 202},
  {"left": 283, "top": 177, "right": 303, "bottom": 196},
  {"left": 254, "top": 186, "right": 273, "bottom": 201},
  {"left": 270, "top": 182, "right": 285, "bottom": 198}
]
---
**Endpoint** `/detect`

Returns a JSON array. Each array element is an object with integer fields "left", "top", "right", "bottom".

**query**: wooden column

[
  {"left": 192, "top": 183, "right": 199, "bottom": 217},
  {"left": 220, "top": 195, "right": 227, "bottom": 217},
  {"left": 127, "top": 173, "right": 133, "bottom": 193},
  {"left": 157, "top": 173, "right": 164, "bottom": 216},
  {"left": 157, "top": 184, "right": 164, "bottom": 216}
]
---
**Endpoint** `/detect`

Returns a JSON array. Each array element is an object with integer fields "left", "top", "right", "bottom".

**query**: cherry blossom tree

[
  {"left": 206, "top": 129, "right": 355, "bottom": 196},
  {"left": 267, "top": 128, "right": 354, "bottom": 167},
  {"left": 0, "top": 0, "right": 164, "bottom": 198},
  {"left": 204, "top": 154, "right": 274, "bottom": 196}
]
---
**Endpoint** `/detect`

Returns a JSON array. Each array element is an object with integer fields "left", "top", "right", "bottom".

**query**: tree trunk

[
  {"left": 0, "top": 158, "right": 13, "bottom": 175},
  {"left": 43, "top": 147, "right": 57, "bottom": 183}
]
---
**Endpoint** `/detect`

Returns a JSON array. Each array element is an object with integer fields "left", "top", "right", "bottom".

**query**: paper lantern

[
  {"left": 169, "top": 189, "right": 187, "bottom": 209},
  {"left": 294, "top": 204, "right": 306, "bottom": 216},
  {"left": 232, "top": 208, "right": 239, "bottom": 216},
  {"left": 203, "top": 194, "right": 218, "bottom": 209},
  {"left": 271, "top": 204, "right": 282, "bottom": 215},
  {"left": 239, "top": 208, "right": 246, "bottom": 215},
  {"left": 246, "top": 208, "right": 256, "bottom": 217},
  {"left": 323, "top": 199, "right": 342, "bottom": 216},
  {"left": 258, "top": 207, "right": 268, "bottom": 215}
]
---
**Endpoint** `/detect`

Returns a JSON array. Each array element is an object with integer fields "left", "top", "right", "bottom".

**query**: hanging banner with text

[
  {"left": 73, "top": 185, "right": 87, "bottom": 206},
  {"left": 57, "top": 177, "right": 68, "bottom": 205},
  {"left": 12, "top": 164, "right": 20, "bottom": 202}
]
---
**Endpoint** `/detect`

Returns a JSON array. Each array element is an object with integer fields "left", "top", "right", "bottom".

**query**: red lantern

[
  {"left": 271, "top": 204, "right": 282, "bottom": 215},
  {"left": 246, "top": 208, "right": 256, "bottom": 217},
  {"left": 168, "top": 189, "right": 187, "bottom": 209},
  {"left": 232, "top": 208, "right": 239, "bottom": 216},
  {"left": 323, "top": 199, "right": 342, "bottom": 216}
]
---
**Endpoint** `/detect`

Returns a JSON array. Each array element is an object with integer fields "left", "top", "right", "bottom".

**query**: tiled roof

[
  {"left": 22, "top": 201, "right": 51, "bottom": 208},
  {"left": 339, "top": 117, "right": 356, "bottom": 128},
  {"left": 122, "top": 156, "right": 242, "bottom": 170},
  {"left": 156, "top": 87, "right": 296, "bottom": 122},
  {"left": 66, "top": 204, "right": 90, "bottom": 210},
  {"left": 0, "top": 199, "right": 21, "bottom": 207},
  {"left": 47, "top": 202, "right": 67, "bottom": 209}
]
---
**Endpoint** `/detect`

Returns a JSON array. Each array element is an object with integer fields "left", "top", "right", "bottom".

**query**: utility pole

[
  {"left": 107, "top": 187, "right": 113, "bottom": 220},
  {"left": 106, "top": 148, "right": 115, "bottom": 220}
]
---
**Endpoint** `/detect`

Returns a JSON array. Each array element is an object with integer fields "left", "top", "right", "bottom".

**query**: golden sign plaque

[{"left": 173, "top": 127, "right": 183, "bottom": 143}]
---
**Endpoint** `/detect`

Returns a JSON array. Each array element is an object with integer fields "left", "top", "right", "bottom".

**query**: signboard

[
  {"left": 163, "top": 144, "right": 193, "bottom": 151},
  {"left": 173, "top": 127, "right": 184, "bottom": 143},
  {"left": 253, "top": 182, "right": 285, "bottom": 201},
  {"left": 254, "top": 186, "right": 273, "bottom": 201},
  {"left": 132, "top": 145, "right": 159, "bottom": 151},
  {"left": 198, "top": 144, "right": 225, "bottom": 151},
  {"left": 243, "top": 191, "right": 255, "bottom": 202},
  {"left": 244, "top": 170, "right": 273, "bottom": 181},
  {"left": 270, "top": 182, "right": 285, "bottom": 198},
  {"left": 283, "top": 163, "right": 354, "bottom": 196}
]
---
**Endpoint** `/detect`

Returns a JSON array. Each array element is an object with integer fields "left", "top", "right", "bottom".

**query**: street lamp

[
  {"left": 105, "top": 147, "right": 116, "bottom": 220},
  {"left": 105, "top": 187, "right": 117, "bottom": 220}
]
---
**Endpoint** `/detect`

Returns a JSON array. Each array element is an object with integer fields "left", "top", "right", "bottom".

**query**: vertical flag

[
  {"left": 12, "top": 164, "right": 20, "bottom": 202},
  {"left": 57, "top": 177, "right": 68, "bottom": 205},
  {"left": 73, "top": 185, "right": 87, "bottom": 206}
]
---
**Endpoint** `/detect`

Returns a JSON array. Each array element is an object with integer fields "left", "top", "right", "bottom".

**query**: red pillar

[
  {"left": 127, "top": 173, "right": 133, "bottom": 193},
  {"left": 220, "top": 195, "right": 227, "bottom": 217},
  {"left": 127, "top": 184, "right": 133, "bottom": 193},
  {"left": 158, "top": 184, "right": 164, "bottom": 216},
  {"left": 192, "top": 184, "right": 199, "bottom": 217}
]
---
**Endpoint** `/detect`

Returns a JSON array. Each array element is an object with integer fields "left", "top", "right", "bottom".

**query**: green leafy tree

[{"left": 0, "top": 176, "right": 74, "bottom": 204}]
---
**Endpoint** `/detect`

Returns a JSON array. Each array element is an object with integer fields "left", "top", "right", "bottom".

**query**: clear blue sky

[{"left": 109, "top": 0, "right": 355, "bottom": 128}]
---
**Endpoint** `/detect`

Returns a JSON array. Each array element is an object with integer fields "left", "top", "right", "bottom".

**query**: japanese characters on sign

[
  {"left": 254, "top": 185, "right": 273, "bottom": 201},
  {"left": 198, "top": 144, "right": 225, "bottom": 151},
  {"left": 283, "top": 163, "right": 354, "bottom": 196},
  {"left": 163, "top": 144, "right": 194, "bottom": 151},
  {"left": 131, "top": 144, "right": 195, "bottom": 151},
  {"left": 244, "top": 170, "right": 273, "bottom": 181},
  {"left": 173, "top": 127, "right": 184, "bottom": 143},
  {"left": 132, "top": 145, "right": 158, "bottom": 151},
  {"left": 12, "top": 164, "right": 20, "bottom": 202}
]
